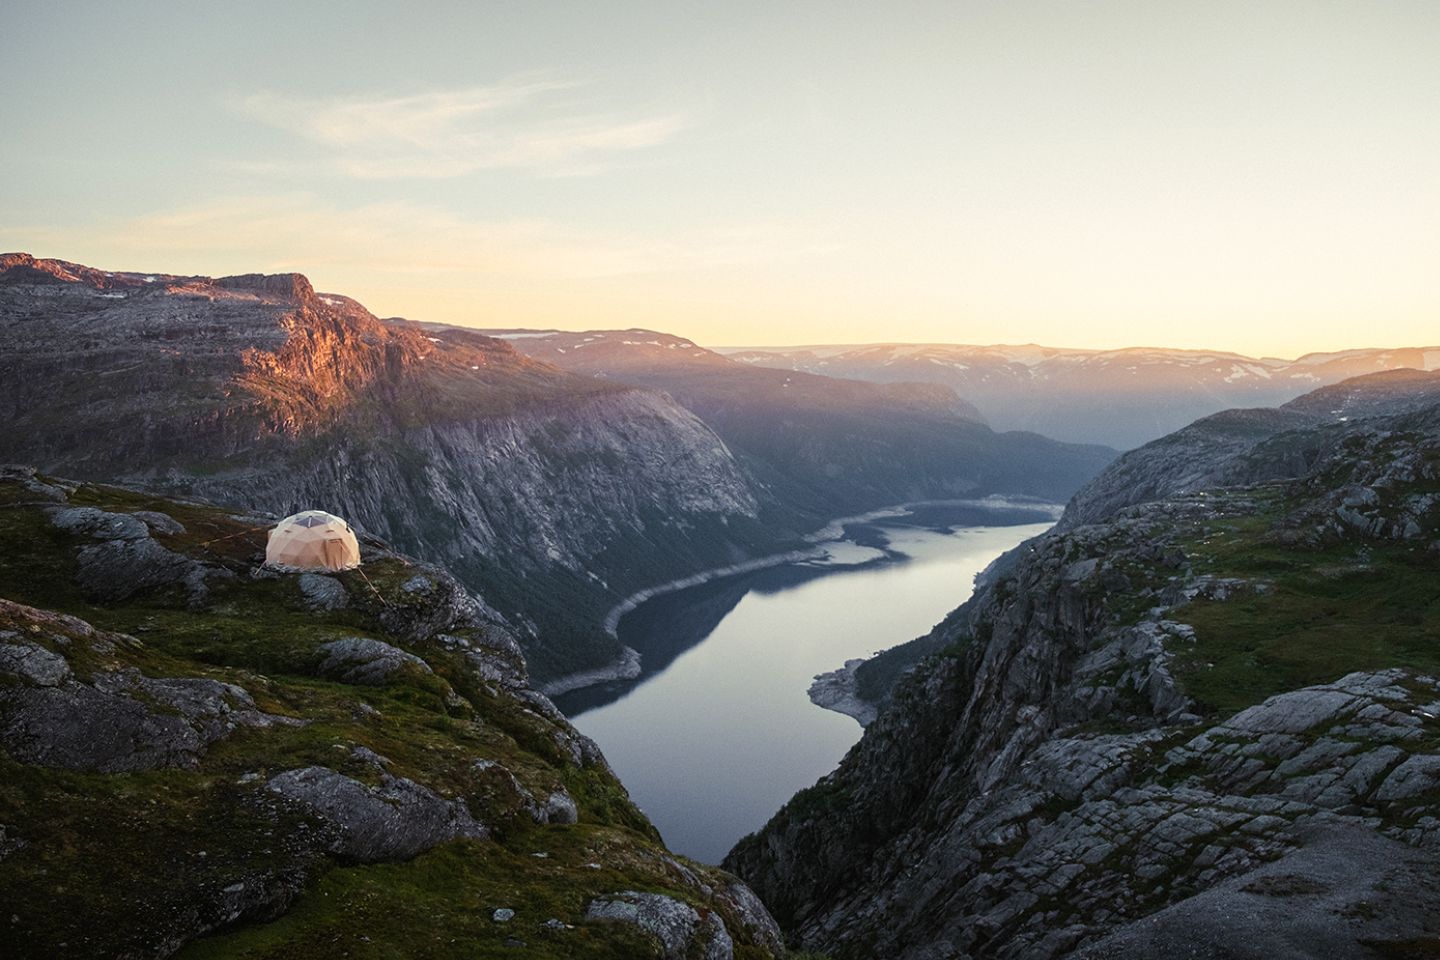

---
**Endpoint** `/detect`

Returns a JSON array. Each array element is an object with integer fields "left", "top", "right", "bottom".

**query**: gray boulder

[
  {"left": 50, "top": 506, "right": 150, "bottom": 541},
  {"left": 0, "top": 640, "right": 72, "bottom": 686},
  {"left": 50, "top": 505, "right": 209, "bottom": 603},
  {"left": 315, "top": 637, "right": 431, "bottom": 685},
  {"left": 584, "top": 891, "right": 733, "bottom": 960},
  {"left": 298, "top": 573, "right": 350, "bottom": 611},
  {"left": 715, "top": 882, "right": 786, "bottom": 957},
  {"left": 539, "top": 789, "right": 579, "bottom": 825},
  {"left": 266, "top": 766, "right": 486, "bottom": 861},
  {"left": 0, "top": 667, "right": 293, "bottom": 772}
]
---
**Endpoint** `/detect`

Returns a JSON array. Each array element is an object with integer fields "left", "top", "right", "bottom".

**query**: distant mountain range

[
  {"left": 469, "top": 327, "right": 1113, "bottom": 520},
  {"left": 0, "top": 255, "right": 1112, "bottom": 685},
  {"left": 718, "top": 342, "right": 1440, "bottom": 449}
]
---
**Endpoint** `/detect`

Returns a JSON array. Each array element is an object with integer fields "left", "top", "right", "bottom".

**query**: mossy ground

[
  {"left": 0, "top": 476, "right": 762, "bottom": 959},
  {"left": 1169, "top": 488, "right": 1440, "bottom": 716}
]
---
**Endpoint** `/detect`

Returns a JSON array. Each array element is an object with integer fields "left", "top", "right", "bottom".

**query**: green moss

[
  {"left": 177, "top": 834, "right": 667, "bottom": 960},
  {"left": 1172, "top": 539, "right": 1440, "bottom": 716},
  {"left": 0, "top": 476, "right": 764, "bottom": 959}
]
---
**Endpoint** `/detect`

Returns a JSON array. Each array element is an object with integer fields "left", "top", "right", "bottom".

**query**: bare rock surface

[
  {"left": 1, "top": 664, "right": 293, "bottom": 772},
  {"left": 314, "top": 636, "right": 431, "bottom": 685},
  {"left": 265, "top": 766, "right": 487, "bottom": 861},
  {"left": 1071, "top": 824, "right": 1440, "bottom": 960},
  {"left": 584, "top": 891, "right": 733, "bottom": 960},
  {"left": 297, "top": 573, "right": 349, "bottom": 611}
]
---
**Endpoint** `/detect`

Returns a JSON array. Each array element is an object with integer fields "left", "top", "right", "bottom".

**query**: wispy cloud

[{"left": 237, "top": 79, "right": 686, "bottom": 179}]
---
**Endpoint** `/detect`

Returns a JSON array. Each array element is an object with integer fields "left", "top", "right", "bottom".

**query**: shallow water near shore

[{"left": 557, "top": 503, "right": 1054, "bottom": 863}]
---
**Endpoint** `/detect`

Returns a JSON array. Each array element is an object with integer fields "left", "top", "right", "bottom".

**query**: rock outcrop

[
  {"left": 265, "top": 766, "right": 487, "bottom": 861},
  {"left": 0, "top": 471, "right": 783, "bottom": 960},
  {"left": 0, "top": 257, "right": 774, "bottom": 681},
  {"left": 728, "top": 390, "right": 1440, "bottom": 959},
  {"left": 0, "top": 256, "right": 1116, "bottom": 683}
]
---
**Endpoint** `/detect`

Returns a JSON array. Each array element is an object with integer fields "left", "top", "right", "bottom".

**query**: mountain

[
  {"left": 725, "top": 375, "right": 1440, "bottom": 959},
  {"left": 468, "top": 327, "right": 1116, "bottom": 518},
  {"left": 0, "top": 256, "right": 1116, "bottom": 688},
  {"left": 1059, "top": 367, "right": 1440, "bottom": 532},
  {"left": 721, "top": 341, "right": 1440, "bottom": 449},
  {"left": 0, "top": 254, "right": 788, "bottom": 683},
  {"left": 0, "top": 466, "right": 784, "bottom": 959}
]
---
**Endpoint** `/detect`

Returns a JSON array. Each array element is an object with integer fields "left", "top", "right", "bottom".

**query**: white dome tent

[{"left": 264, "top": 510, "right": 361, "bottom": 572}]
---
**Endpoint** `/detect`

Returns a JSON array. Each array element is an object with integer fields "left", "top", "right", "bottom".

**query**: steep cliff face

[
  {"left": 727, "top": 395, "right": 1440, "bottom": 958},
  {"left": 0, "top": 467, "right": 784, "bottom": 960},
  {"left": 0, "top": 255, "right": 770, "bottom": 680},
  {"left": 476, "top": 328, "right": 1117, "bottom": 517}
]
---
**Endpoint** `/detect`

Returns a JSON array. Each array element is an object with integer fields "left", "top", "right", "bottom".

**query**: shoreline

[
  {"left": 539, "top": 645, "right": 642, "bottom": 698},
  {"left": 807, "top": 658, "right": 879, "bottom": 727},
  {"left": 545, "top": 496, "right": 1063, "bottom": 700}
]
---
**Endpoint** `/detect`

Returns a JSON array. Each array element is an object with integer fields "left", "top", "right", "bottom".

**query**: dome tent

[{"left": 265, "top": 510, "right": 360, "bottom": 572}]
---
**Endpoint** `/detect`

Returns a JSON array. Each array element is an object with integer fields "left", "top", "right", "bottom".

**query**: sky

[{"left": 2, "top": 1, "right": 1438, "bottom": 356}]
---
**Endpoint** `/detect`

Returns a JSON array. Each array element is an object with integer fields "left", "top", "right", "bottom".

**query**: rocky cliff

[
  {"left": 0, "top": 254, "right": 777, "bottom": 681},
  {"left": 0, "top": 466, "right": 784, "bottom": 959},
  {"left": 471, "top": 328, "right": 1117, "bottom": 519},
  {"left": 727, "top": 386, "right": 1440, "bottom": 958}
]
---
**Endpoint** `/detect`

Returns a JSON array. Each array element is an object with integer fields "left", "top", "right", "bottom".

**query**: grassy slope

[
  {"left": 0, "top": 476, "right": 773, "bottom": 960},
  {"left": 1172, "top": 485, "right": 1440, "bottom": 717}
]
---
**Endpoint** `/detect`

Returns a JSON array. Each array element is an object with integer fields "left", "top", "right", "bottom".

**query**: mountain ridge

[
  {"left": 726, "top": 372, "right": 1440, "bottom": 959},
  {"left": 719, "top": 340, "right": 1440, "bottom": 449}
]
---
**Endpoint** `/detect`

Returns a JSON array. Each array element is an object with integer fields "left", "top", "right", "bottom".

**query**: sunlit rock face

[
  {"left": 0, "top": 254, "right": 1118, "bottom": 681},
  {"left": 0, "top": 254, "right": 764, "bottom": 680}
]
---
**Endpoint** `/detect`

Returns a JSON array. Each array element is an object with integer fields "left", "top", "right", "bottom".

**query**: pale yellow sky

[{"left": 3, "top": 1, "right": 1437, "bottom": 356}]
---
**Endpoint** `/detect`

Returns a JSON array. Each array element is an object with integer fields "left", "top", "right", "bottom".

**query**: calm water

[{"left": 558, "top": 505, "right": 1053, "bottom": 863}]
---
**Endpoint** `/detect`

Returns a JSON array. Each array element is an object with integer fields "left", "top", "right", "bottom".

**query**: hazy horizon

[{"left": 4, "top": 1, "right": 1438, "bottom": 356}]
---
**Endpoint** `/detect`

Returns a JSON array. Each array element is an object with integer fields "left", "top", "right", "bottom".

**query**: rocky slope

[
  {"left": 0, "top": 466, "right": 784, "bottom": 960},
  {"left": 722, "top": 342, "right": 1440, "bottom": 449},
  {"left": 726, "top": 385, "right": 1440, "bottom": 958},
  {"left": 474, "top": 327, "right": 1116, "bottom": 518},
  {"left": 0, "top": 254, "right": 781, "bottom": 682},
  {"left": 1058, "top": 368, "right": 1440, "bottom": 532}
]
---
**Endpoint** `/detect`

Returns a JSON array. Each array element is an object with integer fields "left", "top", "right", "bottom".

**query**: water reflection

[{"left": 558, "top": 503, "right": 1053, "bottom": 863}]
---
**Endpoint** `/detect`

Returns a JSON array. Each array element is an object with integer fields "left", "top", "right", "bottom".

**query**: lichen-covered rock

[
  {"left": 49, "top": 506, "right": 151, "bottom": 541},
  {"left": 266, "top": 766, "right": 486, "bottom": 861},
  {"left": 49, "top": 505, "right": 211, "bottom": 604},
  {"left": 714, "top": 881, "right": 786, "bottom": 957},
  {"left": 314, "top": 636, "right": 431, "bottom": 685},
  {"left": 0, "top": 665, "right": 294, "bottom": 772},
  {"left": 1070, "top": 825, "right": 1440, "bottom": 960},
  {"left": 0, "top": 640, "right": 71, "bottom": 686},
  {"left": 731, "top": 412, "right": 1440, "bottom": 960},
  {"left": 539, "top": 789, "right": 579, "bottom": 825},
  {"left": 584, "top": 891, "right": 733, "bottom": 960}
]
